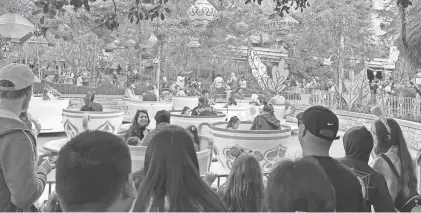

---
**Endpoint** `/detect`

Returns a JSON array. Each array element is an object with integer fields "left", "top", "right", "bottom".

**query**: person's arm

[
  {"left": 191, "top": 108, "right": 198, "bottom": 116},
  {"left": 371, "top": 157, "right": 400, "bottom": 202},
  {"left": 140, "top": 129, "right": 157, "bottom": 146},
  {"left": 0, "top": 132, "right": 51, "bottom": 209},
  {"left": 371, "top": 174, "right": 397, "bottom": 212}
]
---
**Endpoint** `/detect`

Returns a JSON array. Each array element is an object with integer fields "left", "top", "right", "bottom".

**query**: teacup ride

[
  {"left": 123, "top": 98, "right": 173, "bottom": 129},
  {"left": 213, "top": 105, "right": 258, "bottom": 122},
  {"left": 28, "top": 97, "right": 70, "bottom": 133},
  {"left": 198, "top": 121, "right": 291, "bottom": 174},
  {"left": 170, "top": 111, "right": 226, "bottom": 136},
  {"left": 43, "top": 132, "right": 213, "bottom": 176},
  {"left": 172, "top": 96, "right": 199, "bottom": 110},
  {"left": 272, "top": 104, "right": 298, "bottom": 131}
]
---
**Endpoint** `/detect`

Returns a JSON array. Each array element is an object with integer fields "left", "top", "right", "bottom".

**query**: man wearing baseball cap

[
  {"left": 0, "top": 64, "right": 55, "bottom": 211},
  {"left": 298, "top": 106, "right": 366, "bottom": 212}
]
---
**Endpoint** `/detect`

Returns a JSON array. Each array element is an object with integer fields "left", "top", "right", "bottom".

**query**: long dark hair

[
  {"left": 228, "top": 97, "right": 237, "bottom": 106},
  {"left": 222, "top": 153, "right": 264, "bottom": 212},
  {"left": 186, "top": 125, "right": 200, "bottom": 148},
  {"left": 266, "top": 157, "right": 336, "bottom": 212},
  {"left": 373, "top": 118, "right": 417, "bottom": 194},
  {"left": 126, "top": 110, "right": 150, "bottom": 141},
  {"left": 226, "top": 116, "right": 240, "bottom": 129},
  {"left": 133, "top": 125, "right": 227, "bottom": 212}
]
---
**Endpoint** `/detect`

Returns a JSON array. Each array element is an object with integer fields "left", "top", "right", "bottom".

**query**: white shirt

[{"left": 214, "top": 77, "right": 224, "bottom": 88}]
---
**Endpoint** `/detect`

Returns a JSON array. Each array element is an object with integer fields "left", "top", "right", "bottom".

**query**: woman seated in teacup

[
  {"left": 250, "top": 104, "right": 281, "bottom": 130},
  {"left": 191, "top": 97, "right": 217, "bottom": 116},
  {"left": 226, "top": 116, "right": 240, "bottom": 130},
  {"left": 185, "top": 125, "right": 200, "bottom": 152},
  {"left": 223, "top": 97, "right": 237, "bottom": 108},
  {"left": 232, "top": 88, "right": 245, "bottom": 100},
  {"left": 80, "top": 91, "right": 103, "bottom": 112},
  {"left": 125, "top": 110, "right": 150, "bottom": 146},
  {"left": 124, "top": 83, "right": 141, "bottom": 100},
  {"left": 181, "top": 106, "right": 192, "bottom": 116}
]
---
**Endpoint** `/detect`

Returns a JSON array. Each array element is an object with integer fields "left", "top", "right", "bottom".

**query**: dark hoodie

[{"left": 338, "top": 126, "right": 395, "bottom": 212}]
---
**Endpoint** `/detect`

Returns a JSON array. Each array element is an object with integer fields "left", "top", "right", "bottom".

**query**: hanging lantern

[
  {"left": 187, "top": 38, "right": 201, "bottom": 48},
  {"left": 235, "top": 21, "right": 249, "bottom": 33},
  {"left": 186, "top": 0, "right": 217, "bottom": 30}
]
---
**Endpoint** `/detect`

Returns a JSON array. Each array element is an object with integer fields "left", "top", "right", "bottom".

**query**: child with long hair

[
  {"left": 370, "top": 107, "right": 419, "bottom": 212},
  {"left": 226, "top": 116, "right": 240, "bottom": 129},
  {"left": 133, "top": 125, "right": 227, "bottom": 212},
  {"left": 219, "top": 153, "right": 264, "bottom": 212}
]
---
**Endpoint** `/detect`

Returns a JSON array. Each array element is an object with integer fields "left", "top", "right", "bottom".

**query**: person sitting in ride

[
  {"left": 181, "top": 106, "right": 192, "bottom": 116},
  {"left": 250, "top": 104, "right": 281, "bottom": 130},
  {"left": 42, "top": 87, "right": 54, "bottom": 100},
  {"left": 268, "top": 91, "right": 286, "bottom": 105},
  {"left": 124, "top": 83, "right": 140, "bottom": 100},
  {"left": 192, "top": 97, "right": 217, "bottom": 116},
  {"left": 202, "top": 89, "right": 215, "bottom": 105},
  {"left": 226, "top": 116, "right": 240, "bottom": 130},
  {"left": 80, "top": 91, "right": 103, "bottom": 112},
  {"left": 232, "top": 88, "right": 245, "bottom": 100},
  {"left": 142, "top": 85, "right": 158, "bottom": 101},
  {"left": 125, "top": 110, "right": 150, "bottom": 146},
  {"left": 224, "top": 97, "right": 237, "bottom": 108}
]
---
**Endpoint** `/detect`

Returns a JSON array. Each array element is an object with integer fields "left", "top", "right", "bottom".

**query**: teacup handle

[
  {"left": 82, "top": 113, "right": 90, "bottom": 131},
  {"left": 198, "top": 122, "right": 211, "bottom": 136}
]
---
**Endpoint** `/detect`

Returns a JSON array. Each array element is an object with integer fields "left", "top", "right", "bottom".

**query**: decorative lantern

[
  {"left": 235, "top": 21, "right": 249, "bottom": 33},
  {"left": 187, "top": 38, "right": 201, "bottom": 48},
  {"left": 186, "top": 0, "right": 217, "bottom": 30}
]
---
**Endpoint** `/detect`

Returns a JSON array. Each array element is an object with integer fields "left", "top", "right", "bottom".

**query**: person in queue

[
  {"left": 186, "top": 125, "right": 200, "bottom": 152},
  {"left": 250, "top": 104, "right": 281, "bottom": 130},
  {"left": 226, "top": 116, "right": 240, "bottom": 130},
  {"left": 80, "top": 91, "right": 103, "bottom": 112},
  {"left": 338, "top": 126, "right": 395, "bottom": 212},
  {"left": 370, "top": 107, "right": 420, "bottom": 212},
  {"left": 266, "top": 157, "right": 336, "bottom": 212},
  {"left": 55, "top": 131, "right": 135, "bottom": 212},
  {"left": 142, "top": 85, "right": 158, "bottom": 101},
  {"left": 140, "top": 110, "right": 171, "bottom": 146},
  {"left": 124, "top": 83, "right": 139, "bottom": 100},
  {"left": 133, "top": 125, "right": 227, "bottom": 212},
  {"left": 125, "top": 109, "right": 150, "bottom": 146},
  {"left": 298, "top": 106, "right": 366, "bottom": 212},
  {"left": 192, "top": 97, "right": 217, "bottom": 116},
  {"left": 219, "top": 153, "right": 264, "bottom": 212},
  {"left": 0, "top": 63, "right": 55, "bottom": 211}
]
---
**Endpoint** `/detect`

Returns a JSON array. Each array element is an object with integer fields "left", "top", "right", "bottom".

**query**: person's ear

[
  {"left": 123, "top": 173, "right": 136, "bottom": 199},
  {"left": 299, "top": 125, "right": 306, "bottom": 138}
]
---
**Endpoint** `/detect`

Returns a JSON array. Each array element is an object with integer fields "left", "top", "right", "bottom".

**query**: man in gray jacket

[{"left": 0, "top": 64, "right": 55, "bottom": 211}]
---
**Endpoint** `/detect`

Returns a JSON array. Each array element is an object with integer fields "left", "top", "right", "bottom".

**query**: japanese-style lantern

[
  {"left": 235, "top": 21, "right": 249, "bottom": 33},
  {"left": 187, "top": 38, "right": 201, "bottom": 48},
  {"left": 186, "top": 0, "right": 217, "bottom": 30}
]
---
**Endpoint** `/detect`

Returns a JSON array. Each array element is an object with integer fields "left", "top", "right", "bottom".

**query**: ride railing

[{"left": 281, "top": 90, "right": 421, "bottom": 119}]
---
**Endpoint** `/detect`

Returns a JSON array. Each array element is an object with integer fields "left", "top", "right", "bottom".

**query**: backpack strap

[{"left": 380, "top": 154, "right": 401, "bottom": 180}]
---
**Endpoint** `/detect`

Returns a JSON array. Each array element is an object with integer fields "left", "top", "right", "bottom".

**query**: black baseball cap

[{"left": 302, "top": 106, "right": 340, "bottom": 141}]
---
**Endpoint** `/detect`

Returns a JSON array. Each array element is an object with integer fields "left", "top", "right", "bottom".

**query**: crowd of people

[{"left": 1, "top": 63, "right": 421, "bottom": 212}]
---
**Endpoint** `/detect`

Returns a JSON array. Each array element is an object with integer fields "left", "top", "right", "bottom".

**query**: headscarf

[{"left": 343, "top": 126, "right": 373, "bottom": 163}]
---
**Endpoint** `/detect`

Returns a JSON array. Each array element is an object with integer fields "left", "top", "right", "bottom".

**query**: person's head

[
  {"left": 133, "top": 125, "right": 227, "bottom": 212},
  {"left": 240, "top": 76, "right": 245, "bottom": 81},
  {"left": 228, "top": 97, "right": 237, "bottom": 106},
  {"left": 202, "top": 89, "right": 210, "bottom": 98},
  {"left": 129, "top": 83, "right": 135, "bottom": 89},
  {"left": 371, "top": 118, "right": 417, "bottom": 191},
  {"left": 298, "top": 106, "right": 339, "bottom": 156},
  {"left": 155, "top": 110, "right": 170, "bottom": 125},
  {"left": 132, "top": 69, "right": 138, "bottom": 74},
  {"left": 262, "top": 104, "right": 275, "bottom": 115},
  {"left": 56, "top": 131, "right": 135, "bottom": 212},
  {"left": 343, "top": 126, "right": 373, "bottom": 163},
  {"left": 296, "top": 112, "right": 303, "bottom": 126},
  {"left": 186, "top": 125, "right": 200, "bottom": 148},
  {"left": 267, "top": 157, "right": 336, "bottom": 212},
  {"left": 237, "top": 88, "right": 243, "bottom": 94},
  {"left": 227, "top": 116, "right": 240, "bottom": 129},
  {"left": 257, "top": 95, "right": 267, "bottom": 106},
  {"left": 147, "top": 85, "right": 154, "bottom": 92},
  {"left": 83, "top": 91, "right": 95, "bottom": 106},
  {"left": 198, "top": 96, "right": 208, "bottom": 106},
  {"left": 181, "top": 106, "right": 191, "bottom": 116},
  {"left": 133, "top": 109, "right": 150, "bottom": 128},
  {"left": 0, "top": 64, "right": 40, "bottom": 114},
  {"left": 223, "top": 153, "right": 264, "bottom": 212},
  {"left": 231, "top": 72, "right": 235, "bottom": 77}
]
